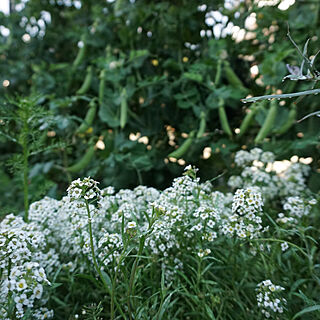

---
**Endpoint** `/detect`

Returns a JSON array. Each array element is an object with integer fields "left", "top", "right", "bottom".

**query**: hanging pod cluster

[
  {"left": 72, "top": 34, "right": 87, "bottom": 71},
  {"left": 66, "top": 142, "right": 96, "bottom": 173},
  {"left": 196, "top": 111, "right": 206, "bottom": 138},
  {"left": 238, "top": 101, "right": 264, "bottom": 138},
  {"left": 168, "top": 131, "right": 196, "bottom": 159},
  {"left": 223, "top": 60, "right": 247, "bottom": 92},
  {"left": 120, "top": 88, "right": 128, "bottom": 129},
  {"left": 76, "top": 66, "right": 93, "bottom": 95},
  {"left": 76, "top": 99, "right": 98, "bottom": 135},
  {"left": 254, "top": 99, "right": 278, "bottom": 144},
  {"left": 218, "top": 98, "right": 233, "bottom": 138},
  {"left": 275, "top": 104, "right": 297, "bottom": 135}
]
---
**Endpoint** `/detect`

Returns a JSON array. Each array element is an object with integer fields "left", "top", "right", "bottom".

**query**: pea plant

[{"left": 242, "top": 31, "right": 320, "bottom": 111}]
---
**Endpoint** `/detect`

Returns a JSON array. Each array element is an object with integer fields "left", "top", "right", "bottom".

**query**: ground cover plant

[{"left": 1, "top": 148, "right": 320, "bottom": 319}]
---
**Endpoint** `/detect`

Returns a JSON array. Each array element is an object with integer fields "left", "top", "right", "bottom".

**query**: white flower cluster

[
  {"left": 67, "top": 177, "right": 101, "bottom": 202},
  {"left": 1, "top": 151, "right": 316, "bottom": 314},
  {"left": 229, "top": 149, "right": 313, "bottom": 202},
  {"left": 145, "top": 170, "right": 228, "bottom": 281},
  {"left": 98, "top": 232, "right": 123, "bottom": 267},
  {"left": 277, "top": 196, "right": 317, "bottom": 227},
  {"left": 99, "top": 185, "right": 159, "bottom": 231},
  {"left": 0, "top": 215, "right": 54, "bottom": 319},
  {"left": 234, "top": 148, "right": 274, "bottom": 167},
  {"left": 283, "top": 196, "right": 314, "bottom": 218},
  {"left": 256, "top": 280, "right": 286, "bottom": 318},
  {"left": 222, "top": 187, "right": 264, "bottom": 239},
  {"left": 1, "top": 263, "right": 51, "bottom": 319}
]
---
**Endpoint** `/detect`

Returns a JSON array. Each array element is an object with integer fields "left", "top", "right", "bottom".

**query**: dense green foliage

[
  {"left": 1, "top": 0, "right": 320, "bottom": 214},
  {"left": 1, "top": 1, "right": 320, "bottom": 319}
]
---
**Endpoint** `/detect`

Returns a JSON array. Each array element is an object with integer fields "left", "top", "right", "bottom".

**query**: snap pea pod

[
  {"left": 66, "top": 144, "right": 95, "bottom": 173},
  {"left": 99, "top": 69, "right": 106, "bottom": 106},
  {"left": 223, "top": 61, "right": 246, "bottom": 90},
  {"left": 218, "top": 98, "right": 233, "bottom": 138},
  {"left": 238, "top": 102, "right": 264, "bottom": 138},
  {"left": 214, "top": 59, "right": 222, "bottom": 86},
  {"left": 72, "top": 34, "right": 86, "bottom": 70},
  {"left": 120, "top": 88, "right": 128, "bottom": 129},
  {"left": 196, "top": 111, "right": 206, "bottom": 138},
  {"left": 76, "top": 66, "right": 93, "bottom": 95},
  {"left": 168, "top": 130, "right": 196, "bottom": 159},
  {"left": 255, "top": 100, "right": 278, "bottom": 144},
  {"left": 76, "top": 99, "right": 97, "bottom": 134},
  {"left": 275, "top": 104, "right": 297, "bottom": 135}
]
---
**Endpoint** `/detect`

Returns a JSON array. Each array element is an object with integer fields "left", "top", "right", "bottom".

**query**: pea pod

[
  {"left": 99, "top": 69, "right": 106, "bottom": 106},
  {"left": 66, "top": 145, "right": 95, "bottom": 173},
  {"left": 218, "top": 98, "right": 233, "bottom": 138},
  {"left": 72, "top": 34, "right": 87, "bottom": 70},
  {"left": 168, "top": 131, "right": 196, "bottom": 159},
  {"left": 214, "top": 59, "right": 222, "bottom": 86},
  {"left": 197, "top": 111, "right": 206, "bottom": 138},
  {"left": 120, "top": 88, "right": 128, "bottom": 129},
  {"left": 238, "top": 102, "right": 264, "bottom": 138},
  {"left": 275, "top": 104, "right": 297, "bottom": 135},
  {"left": 223, "top": 61, "right": 246, "bottom": 90},
  {"left": 255, "top": 99, "right": 278, "bottom": 144},
  {"left": 76, "top": 99, "right": 97, "bottom": 134},
  {"left": 76, "top": 66, "right": 93, "bottom": 95}
]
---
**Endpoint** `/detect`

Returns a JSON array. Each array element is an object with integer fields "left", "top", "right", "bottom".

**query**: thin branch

[{"left": 241, "top": 88, "right": 320, "bottom": 103}]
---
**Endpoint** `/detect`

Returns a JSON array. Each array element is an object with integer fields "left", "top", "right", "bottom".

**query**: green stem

[
  {"left": 241, "top": 88, "right": 320, "bottom": 103},
  {"left": 214, "top": 59, "right": 222, "bottom": 86},
  {"left": 23, "top": 145, "right": 29, "bottom": 222},
  {"left": 111, "top": 242, "right": 128, "bottom": 319},
  {"left": 21, "top": 111, "right": 29, "bottom": 222},
  {"left": 127, "top": 235, "right": 146, "bottom": 319},
  {"left": 85, "top": 200, "right": 126, "bottom": 319},
  {"left": 196, "top": 257, "right": 202, "bottom": 294},
  {"left": 85, "top": 201, "right": 106, "bottom": 284}
]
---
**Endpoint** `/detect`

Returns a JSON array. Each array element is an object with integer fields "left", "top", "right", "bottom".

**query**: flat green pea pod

[
  {"left": 275, "top": 104, "right": 297, "bottom": 135},
  {"left": 255, "top": 99, "right": 278, "bottom": 144},
  {"left": 223, "top": 61, "right": 246, "bottom": 91},
  {"left": 76, "top": 66, "right": 93, "bottom": 95},
  {"left": 72, "top": 34, "right": 87, "bottom": 70},
  {"left": 214, "top": 59, "right": 222, "bottom": 86},
  {"left": 238, "top": 102, "right": 264, "bottom": 138},
  {"left": 76, "top": 99, "right": 97, "bottom": 134},
  {"left": 99, "top": 69, "right": 106, "bottom": 106},
  {"left": 66, "top": 144, "right": 95, "bottom": 173},
  {"left": 197, "top": 111, "right": 206, "bottom": 138},
  {"left": 168, "top": 130, "right": 196, "bottom": 159},
  {"left": 120, "top": 88, "right": 128, "bottom": 129},
  {"left": 218, "top": 98, "right": 233, "bottom": 138}
]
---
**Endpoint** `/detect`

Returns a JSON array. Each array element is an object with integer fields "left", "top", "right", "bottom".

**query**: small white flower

[
  {"left": 281, "top": 242, "right": 289, "bottom": 252},
  {"left": 16, "top": 279, "right": 27, "bottom": 291},
  {"left": 127, "top": 221, "right": 137, "bottom": 229}
]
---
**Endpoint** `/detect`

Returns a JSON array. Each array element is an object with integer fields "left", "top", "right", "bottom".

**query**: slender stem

[
  {"left": 85, "top": 200, "right": 115, "bottom": 317},
  {"left": 215, "top": 59, "right": 222, "bottom": 86},
  {"left": 111, "top": 242, "right": 128, "bottom": 319},
  {"left": 21, "top": 109, "right": 29, "bottom": 222},
  {"left": 241, "top": 88, "right": 320, "bottom": 103},
  {"left": 23, "top": 145, "right": 29, "bottom": 222},
  {"left": 127, "top": 236, "right": 146, "bottom": 319}
]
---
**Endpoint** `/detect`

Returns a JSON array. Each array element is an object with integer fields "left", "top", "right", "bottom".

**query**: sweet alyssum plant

[{"left": 1, "top": 148, "right": 319, "bottom": 319}]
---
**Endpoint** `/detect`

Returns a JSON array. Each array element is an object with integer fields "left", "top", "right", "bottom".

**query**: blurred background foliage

[{"left": 1, "top": 0, "right": 320, "bottom": 215}]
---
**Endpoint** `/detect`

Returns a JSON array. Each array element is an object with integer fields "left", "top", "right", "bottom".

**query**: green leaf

[{"left": 292, "top": 305, "right": 320, "bottom": 320}]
